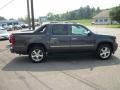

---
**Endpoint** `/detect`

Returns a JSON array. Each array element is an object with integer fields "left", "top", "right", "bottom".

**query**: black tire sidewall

[
  {"left": 29, "top": 46, "right": 46, "bottom": 63},
  {"left": 97, "top": 44, "right": 112, "bottom": 60}
]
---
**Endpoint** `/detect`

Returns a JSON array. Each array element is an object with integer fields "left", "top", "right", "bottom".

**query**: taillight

[{"left": 9, "top": 34, "right": 15, "bottom": 47}]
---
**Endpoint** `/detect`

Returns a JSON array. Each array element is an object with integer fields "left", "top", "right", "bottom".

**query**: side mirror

[{"left": 84, "top": 30, "right": 91, "bottom": 36}]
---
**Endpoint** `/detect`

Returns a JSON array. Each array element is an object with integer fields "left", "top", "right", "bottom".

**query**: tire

[
  {"left": 29, "top": 46, "right": 46, "bottom": 63},
  {"left": 97, "top": 44, "right": 112, "bottom": 60}
]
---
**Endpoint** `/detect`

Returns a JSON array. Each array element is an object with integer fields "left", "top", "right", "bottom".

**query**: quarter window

[
  {"left": 35, "top": 25, "right": 47, "bottom": 33},
  {"left": 52, "top": 25, "right": 68, "bottom": 35}
]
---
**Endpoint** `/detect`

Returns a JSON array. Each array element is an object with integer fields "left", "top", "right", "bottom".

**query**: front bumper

[{"left": 113, "top": 42, "right": 118, "bottom": 53}]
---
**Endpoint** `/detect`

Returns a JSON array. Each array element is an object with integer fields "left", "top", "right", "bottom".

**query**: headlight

[
  {"left": 113, "top": 37, "right": 117, "bottom": 43},
  {"left": 110, "top": 36, "right": 116, "bottom": 42},
  {"left": 115, "top": 37, "right": 117, "bottom": 42}
]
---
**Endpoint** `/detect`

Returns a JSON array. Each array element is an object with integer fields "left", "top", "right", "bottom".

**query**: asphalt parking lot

[{"left": 0, "top": 27, "right": 120, "bottom": 90}]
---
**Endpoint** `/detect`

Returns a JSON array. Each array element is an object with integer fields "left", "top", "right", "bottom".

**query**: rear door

[{"left": 49, "top": 24, "right": 70, "bottom": 52}]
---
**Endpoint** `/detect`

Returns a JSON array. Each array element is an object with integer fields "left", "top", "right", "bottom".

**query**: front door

[{"left": 70, "top": 25, "right": 95, "bottom": 51}]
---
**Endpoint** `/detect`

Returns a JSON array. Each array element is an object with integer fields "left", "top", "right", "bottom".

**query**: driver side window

[{"left": 72, "top": 25, "right": 88, "bottom": 35}]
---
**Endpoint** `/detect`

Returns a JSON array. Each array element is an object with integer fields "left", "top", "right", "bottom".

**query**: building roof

[{"left": 93, "top": 9, "right": 111, "bottom": 19}]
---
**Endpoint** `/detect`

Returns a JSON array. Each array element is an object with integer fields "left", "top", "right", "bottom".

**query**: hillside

[{"left": 47, "top": 5, "right": 100, "bottom": 21}]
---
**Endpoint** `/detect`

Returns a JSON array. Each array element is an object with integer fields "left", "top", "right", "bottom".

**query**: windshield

[{"left": 0, "top": 30, "right": 8, "bottom": 34}]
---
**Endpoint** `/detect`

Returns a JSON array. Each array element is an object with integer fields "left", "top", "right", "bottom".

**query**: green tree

[
  {"left": 110, "top": 5, "right": 120, "bottom": 23},
  {"left": 96, "top": 7, "right": 100, "bottom": 13},
  {"left": 47, "top": 13, "right": 54, "bottom": 21},
  {"left": 9, "top": 18, "right": 15, "bottom": 20},
  {"left": 46, "top": 6, "right": 100, "bottom": 21},
  {"left": 0, "top": 16, "right": 6, "bottom": 20},
  {"left": 18, "top": 16, "right": 31, "bottom": 24}
]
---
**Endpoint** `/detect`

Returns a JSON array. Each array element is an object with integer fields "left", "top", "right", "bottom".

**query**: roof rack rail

[{"left": 41, "top": 21, "right": 81, "bottom": 25}]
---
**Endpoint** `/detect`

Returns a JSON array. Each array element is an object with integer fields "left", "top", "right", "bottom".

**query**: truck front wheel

[
  {"left": 97, "top": 44, "right": 112, "bottom": 60},
  {"left": 29, "top": 46, "right": 46, "bottom": 63}
]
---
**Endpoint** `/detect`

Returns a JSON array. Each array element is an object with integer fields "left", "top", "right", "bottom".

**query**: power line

[{"left": 0, "top": 0, "right": 15, "bottom": 10}]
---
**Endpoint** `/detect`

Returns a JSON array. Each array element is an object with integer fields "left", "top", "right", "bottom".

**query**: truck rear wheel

[{"left": 29, "top": 46, "right": 46, "bottom": 63}]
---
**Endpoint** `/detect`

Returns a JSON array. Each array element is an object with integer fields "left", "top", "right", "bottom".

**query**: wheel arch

[
  {"left": 96, "top": 41, "right": 113, "bottom": 52},
  {"left": 27, "top": 43, "right": 47, "bottom": 53}
]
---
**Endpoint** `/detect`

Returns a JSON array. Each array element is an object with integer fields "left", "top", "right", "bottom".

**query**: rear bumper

[
  {"left": 10, "top": 47, "right": 14, "bottom": 53},
  {"left": 10, "top": 46, "right": 27, "bottom": 54}
]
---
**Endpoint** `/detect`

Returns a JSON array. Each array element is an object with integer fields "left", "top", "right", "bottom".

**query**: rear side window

[
  {"left": 52, "top": 24, "right": 68, "bottom": 35},
  {"left": 35, "top": 25, "right": 47, "bottom": 33}
]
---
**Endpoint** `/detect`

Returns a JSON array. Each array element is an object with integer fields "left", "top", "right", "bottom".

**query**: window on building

[
  {"left": 104, "top": 19, "right": 108, "bottom": 22},
  {"left": 100, "top": 19, "right": 103, "bottom": 22},
  {"left": 96, "top": 19, "right": 98, "bottom": 22}
]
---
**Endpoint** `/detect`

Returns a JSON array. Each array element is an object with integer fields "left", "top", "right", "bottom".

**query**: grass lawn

[
  {"left": 65, "top": 19, "right": 120, "bottom": 28},
  {"left": 65, "top": 19, "right": 92, "bottom": 26},
  {"left": 106, "top": 24, "right": 120, "bottom": 28},
  {"left": 91, "top": 24, "right": 120, "bottom": 28}
]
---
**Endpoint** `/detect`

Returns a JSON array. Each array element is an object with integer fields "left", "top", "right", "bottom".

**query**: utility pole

[
  {"left": 31, "top": 0, "right": 35, "bottom": 30},
  {"left": 27, "top": 0, "right": 31, "bottom": 30}
]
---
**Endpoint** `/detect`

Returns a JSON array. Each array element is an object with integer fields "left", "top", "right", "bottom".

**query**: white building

[{"left": 92, "top": 9, "right": 118, "bottom": 24}]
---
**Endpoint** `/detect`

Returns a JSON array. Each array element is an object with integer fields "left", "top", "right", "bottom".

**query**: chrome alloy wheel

[
  {"left": 31, "top": 49, "right": 44, "bottom": 62},
  {"left": 99, "top": 47, "right": 111, "bottom": 59}
]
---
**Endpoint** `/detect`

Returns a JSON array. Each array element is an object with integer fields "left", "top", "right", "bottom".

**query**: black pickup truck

[{"left": 9, "top": 23, "right": 118, "bottom": 63}]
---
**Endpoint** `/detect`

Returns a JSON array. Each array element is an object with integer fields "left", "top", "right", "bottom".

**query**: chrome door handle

[
  {"left": 72, "top": 38, "right": 77, "bottom": 40},
  {"left": 51, "top": 38, "right": 57, "bottom": 40}
]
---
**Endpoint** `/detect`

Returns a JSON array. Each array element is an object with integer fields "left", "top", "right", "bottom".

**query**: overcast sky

[{"left": 0, "top": 0, "right": 120, "bottom": 19}]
